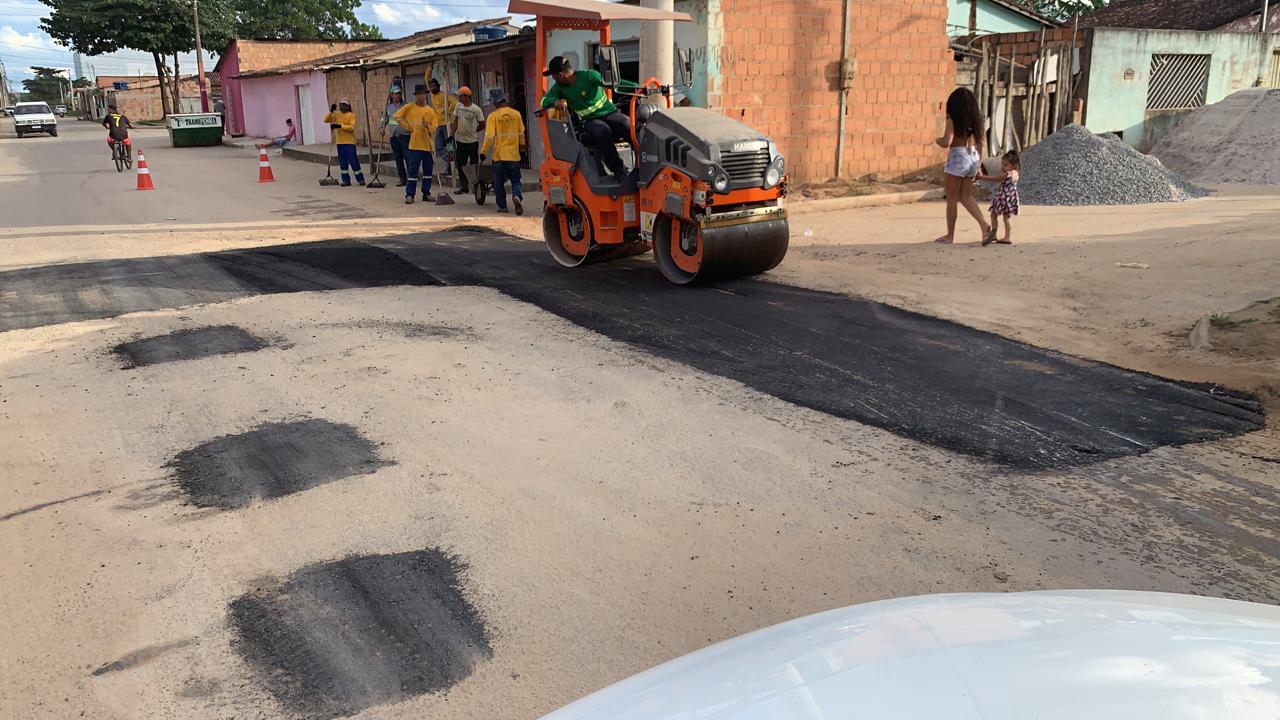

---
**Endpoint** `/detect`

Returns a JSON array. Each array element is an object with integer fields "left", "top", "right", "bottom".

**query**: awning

[{"left": 507, "top": 0, "right": 692, "bottom": 22}]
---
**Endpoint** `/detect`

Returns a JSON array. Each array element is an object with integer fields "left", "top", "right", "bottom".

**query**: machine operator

[{"left": 540, "top": 55, "right": 632, "bottom": 180}]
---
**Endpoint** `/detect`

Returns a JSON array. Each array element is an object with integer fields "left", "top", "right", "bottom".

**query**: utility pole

[
  {"left": 193, "top": 0, "right": 210, "bottom": 112},
  {"left": 640, "top": 0, "right": 675, "bottom": 86},
  {"left": 1262, "top": 0, "right": 1270, "bottom": 32}
]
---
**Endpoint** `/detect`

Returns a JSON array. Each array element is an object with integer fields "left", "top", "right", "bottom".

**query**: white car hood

[{"left": 545, "top": 591, "right": 1280, "bottom": 720}]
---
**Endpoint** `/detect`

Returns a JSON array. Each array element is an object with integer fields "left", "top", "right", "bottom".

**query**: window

[
  {"left": 15, "top": 104, "right": 51, "bottom": 115},
  {"left": 1147, "top": 53, "right": 1210, "bottom": 110}
]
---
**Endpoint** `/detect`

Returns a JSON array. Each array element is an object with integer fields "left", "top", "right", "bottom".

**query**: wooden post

[
  {"left": 1002, "top": 48, "right": 1013, "bottom": 154},
  {"left": 978, "top": 42, "right": 989, "bottom": 122},
  {"left": 989, "top": 42, "right": 1001, "bottom": 151},
  {"left": 1058, "top": 46, "right": 1071, "bottom": 130},
  {"left": 1026, "top": 51, "right": 1039, "bottom": 145},
  {"left": 1037, "top": 47, "right": 1050, "bottom": 141}
]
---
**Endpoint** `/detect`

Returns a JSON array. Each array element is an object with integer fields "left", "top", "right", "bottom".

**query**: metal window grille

[
  {"left": 1147, "top": 54, "right": 1211, "bottom": 110},
  {"left": 1267, "top": 51, "right": 1280, "bottom": 89}
]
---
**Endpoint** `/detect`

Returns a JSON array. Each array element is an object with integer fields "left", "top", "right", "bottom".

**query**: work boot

[
  {"left": 513, "top": 198, "right": 524, "bottom": 216},
  {"left": 404, "top": 196, "right": 414, "bottom": 204},
  {"left": 423, "top": 193, "right": 435, "bottom": 202},
  {"left": 496, "top": 206, "right": 509, "bottom": 213}
]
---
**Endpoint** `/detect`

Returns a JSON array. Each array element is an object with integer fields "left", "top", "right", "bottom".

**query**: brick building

[
  {"left": 214, "top": 39, "right": 383, "bottom": 135},
  {"left": 711, "top": 0, "right": 955, "bottom": 181},
  {"left": 321, "top": 20, "right": 519, "bottom": 143},
  {"left": 76, "top": 75, "right": 215, "bottom": 121},
  {"left": 547, "top": 0, "right": 957, "bottom": 182}
]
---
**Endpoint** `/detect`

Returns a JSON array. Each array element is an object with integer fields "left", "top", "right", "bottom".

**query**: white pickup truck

[{"left": 13, "top": 101, "right": 58, "bottom": 138}]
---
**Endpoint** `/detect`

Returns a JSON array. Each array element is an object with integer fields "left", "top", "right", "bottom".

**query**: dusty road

[{"left": 1, "top": 120, "right": 1278, "bottom": 719}]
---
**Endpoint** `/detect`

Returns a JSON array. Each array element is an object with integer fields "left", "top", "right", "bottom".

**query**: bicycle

[{"left": 111, "top": 139, "right": 133, "bottom": 173}]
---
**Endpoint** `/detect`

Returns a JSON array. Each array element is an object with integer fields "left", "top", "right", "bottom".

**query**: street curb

[{"left": 788, "top": 188, "right": 944, "bottom": 214}]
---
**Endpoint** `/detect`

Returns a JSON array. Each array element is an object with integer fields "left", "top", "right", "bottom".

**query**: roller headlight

[
  {"left": 763, "top": 155, "right": 785, "bottom": 188},
  {"left": 712, "top": 168, "right": 730, "bottom": 193}
]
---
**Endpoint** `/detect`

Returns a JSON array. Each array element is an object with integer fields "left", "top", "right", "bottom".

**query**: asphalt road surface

[{"left": 1, "top": 119, "right": 1277, "bottom": 719}]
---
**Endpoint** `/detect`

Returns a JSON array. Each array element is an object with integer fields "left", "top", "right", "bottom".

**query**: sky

[{"left": 0, "top": 0, "right": 515, "bottom": 91}]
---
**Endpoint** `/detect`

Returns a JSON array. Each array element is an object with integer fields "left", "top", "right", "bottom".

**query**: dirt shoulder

[{"left": 776, "top": 189, "right": 1280, "bottom": 409}]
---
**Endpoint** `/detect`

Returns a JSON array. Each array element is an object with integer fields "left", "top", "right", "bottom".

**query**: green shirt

[{"left": 541, "top": 69, "right": 617, "bottom": 119}]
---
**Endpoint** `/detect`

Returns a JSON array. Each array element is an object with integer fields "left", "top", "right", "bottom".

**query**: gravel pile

[
  {"left": 1019, "top": 124, "right": 1207, "bottom": 206},
  {"left": 1152, "top": 88, "right": 1280, "bottom": 186}
]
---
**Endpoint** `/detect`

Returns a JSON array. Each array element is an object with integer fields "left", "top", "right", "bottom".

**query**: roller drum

[{"left": 654, "top": 216, "right": 790, "bottom": 285}]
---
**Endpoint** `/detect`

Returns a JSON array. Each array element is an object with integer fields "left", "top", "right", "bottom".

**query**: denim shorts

[{"left": 944, "top": 146, "right": 980, "bottom": 178}]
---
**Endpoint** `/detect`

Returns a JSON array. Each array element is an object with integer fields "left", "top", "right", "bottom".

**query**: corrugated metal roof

[
  {"left": 507, "top": 0, "right": 691, "bottom": 22},
  {"left": 235, "top": 19, "right": 513, "bottom": 79},
  {"left": 363, "top": 33, "right": 532, "bottom": 69},
  {"left": 1077, "top": 0, "right": 1262, "bottom": 31}
]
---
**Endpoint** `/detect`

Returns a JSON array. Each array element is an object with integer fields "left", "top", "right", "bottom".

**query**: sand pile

[
  {"left": 1019, "top": 124, "right": 1206, "bottom": 206},
  {"left": 1152, "top": 88, "right": 1280, "bottom": 186}
]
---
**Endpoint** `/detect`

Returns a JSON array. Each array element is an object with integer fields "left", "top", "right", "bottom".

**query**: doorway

[{"left": 295, "top": 83, "right": 313, "bottom": 144}]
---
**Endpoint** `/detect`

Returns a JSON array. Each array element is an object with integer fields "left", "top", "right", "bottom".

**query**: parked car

[
  {"left": 12, "top": 101, "right": 58, "bottom": 137},
  {"left": 3, "top": 106, "right": 15, "bottom": 117},
  {"left": 54, "top": 104, "right": 67, "bottom": 117},
  {"left": 545, "top": 590, "right": 1280, "bottom": 719}
]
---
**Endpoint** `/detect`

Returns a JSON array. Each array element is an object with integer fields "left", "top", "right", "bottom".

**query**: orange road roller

[{"left": 513, "top": 0, "right": 790, "bottom": 285}]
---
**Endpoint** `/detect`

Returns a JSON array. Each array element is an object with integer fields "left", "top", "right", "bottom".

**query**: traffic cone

[
  {"left": 258, "top": 148, "right": 276, "bottom": 183},
  {"left": 135, "top": 149, "right": 154, "bottom": 191}
]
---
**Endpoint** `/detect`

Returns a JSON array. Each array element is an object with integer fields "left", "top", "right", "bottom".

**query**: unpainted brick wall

[
  {"left": 323, "top": 67, "right": 400, "bottom": 143},
  {"left": 114, "top": 79, "right": 203, "bottom": 121},
  {"left": 237, "top": 41, "right": 379, "bottom": 74},
  {"left": 712, "top": 0, "right": 955, "bottom": 182},
  {"left": 972, "top": 27, "right": 1091, "bottom": 68}
]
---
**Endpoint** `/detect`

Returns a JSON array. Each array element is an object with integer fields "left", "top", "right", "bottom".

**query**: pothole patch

[
  {"left": 229, "top": 550, "right": 492, "bottom": 719},
  {"left": 167, "top": 418, "right": 391, "bottom": 509},
  {"left": 113, "top": 325, "right": 268, "bottom": 368}
]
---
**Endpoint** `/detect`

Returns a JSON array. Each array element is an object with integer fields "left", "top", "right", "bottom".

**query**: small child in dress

[{"left": 979, "top": 150, "right": 1021, "bottom": 245}]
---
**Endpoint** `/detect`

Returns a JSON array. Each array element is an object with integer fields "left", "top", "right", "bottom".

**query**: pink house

[
  {"left": 212, "top": 39, "right": 380, "bottom": 136},
  {"left": 236, "top": 69, "right": 332, "bottom": 144}
]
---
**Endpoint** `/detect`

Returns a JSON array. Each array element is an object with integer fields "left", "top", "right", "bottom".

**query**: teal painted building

[
  {"left": 1082, "top": 28, "right": 1280, "bottom": 150},
  {"left": 948, "top": 0, "right": 1054, "bottom": 36}
]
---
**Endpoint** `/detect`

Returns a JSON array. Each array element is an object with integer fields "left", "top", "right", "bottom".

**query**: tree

[
  {"left": 20, "top": 66, "right": 69, "bottom": 104},
  {"left": 40, "top": 0, "right": 380, "bottom": 114},
  {"left": 228, "top": 0, "right": 382, "bottom": 43},
  {"left": 1021, "top": 0, "right": 1112, "bottom": 21},
  {"left": 40, "top": 0, "right": 232, "bottom": 116}
]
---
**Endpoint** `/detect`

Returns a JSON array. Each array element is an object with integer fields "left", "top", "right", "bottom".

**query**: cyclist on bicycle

[{"left": 102, "top": 105, "right": 134, "bottom": 153}]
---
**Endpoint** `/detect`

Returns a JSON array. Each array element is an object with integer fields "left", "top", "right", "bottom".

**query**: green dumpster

[{"left": 167, "top": 113, "right": 223, "bottom": 147}]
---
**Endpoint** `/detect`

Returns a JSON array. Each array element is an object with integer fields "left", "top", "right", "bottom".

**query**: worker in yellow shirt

[
  {"left": 393, "top": 83, "right": 441, "bottom": 204},
  {"left": 427, "top": 78, "right": 457, "bottom": 181},
  {"left": 480, "top": 91, "right": 527, "bottom": 215},
  {"left": 323, "top": 98, "right": 364, "bottom": 186}
]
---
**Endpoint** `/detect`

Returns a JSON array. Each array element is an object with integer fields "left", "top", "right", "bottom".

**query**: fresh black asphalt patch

[
  {"left": 0, "top": 240, "right": 437, "bottom": 333},
  {"left": 1, "top": 233, "right": 1264, "bottom": 469},
  {"left": 112, "top": 325, "right": 268, "bottom": 368},
  {"left": 381, "top": 232, "right": 1266, "bottom": 469},
  {"left": 167, "top": 419, "right": 390, "bottom": 509},
  {"left": 229, "top": 550, "right": 491, "bottom": 719}
]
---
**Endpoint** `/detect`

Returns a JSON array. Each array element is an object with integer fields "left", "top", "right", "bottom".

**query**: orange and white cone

[
  {"left": 258, "top": 148, "right": 275, "bottom": 183},
  {"left": 135, "top": 149, "right": 154, "bottom": 191}
]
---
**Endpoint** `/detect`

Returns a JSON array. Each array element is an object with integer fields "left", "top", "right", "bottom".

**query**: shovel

[{"left": 319, "top": 137, "right": 340, "bottom": 186}]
